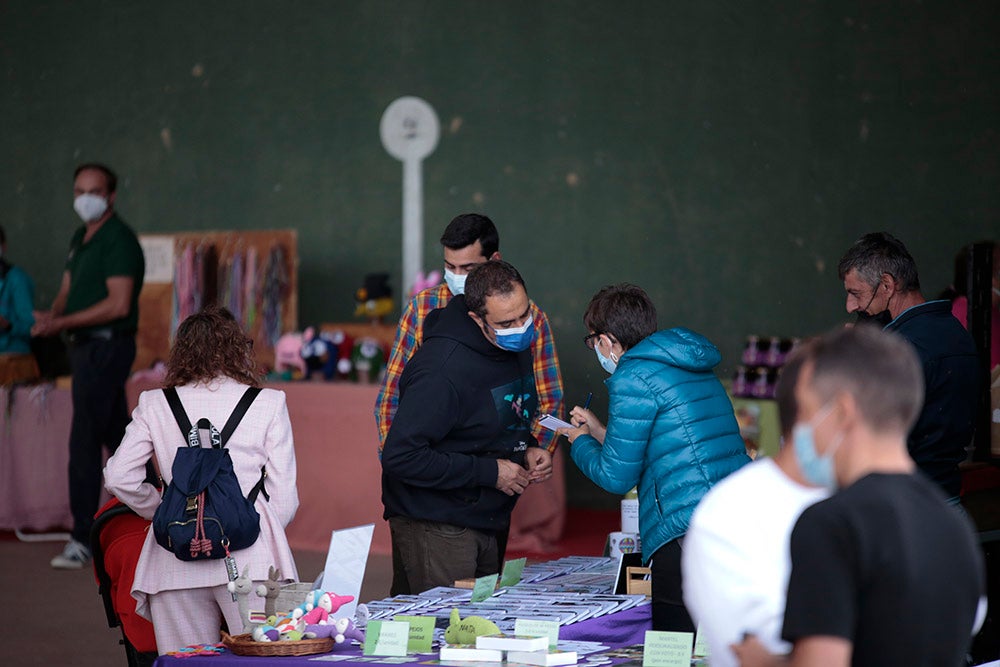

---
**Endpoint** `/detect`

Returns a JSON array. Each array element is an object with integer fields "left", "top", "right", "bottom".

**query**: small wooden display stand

[{"left": 625, "top": 566, "right": 652, "bottom": 597}]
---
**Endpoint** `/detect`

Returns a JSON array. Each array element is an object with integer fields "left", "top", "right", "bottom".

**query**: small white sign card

[{"left": 320, "top": 523, "right": 375, "bottom": 619}]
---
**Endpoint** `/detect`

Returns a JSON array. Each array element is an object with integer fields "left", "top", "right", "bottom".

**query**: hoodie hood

[
  {"left": 622, "top": 327, "right": 722, "bottom": 372},
  {"left": 423, "top": 294, "right": 507, "bottom": 358}
]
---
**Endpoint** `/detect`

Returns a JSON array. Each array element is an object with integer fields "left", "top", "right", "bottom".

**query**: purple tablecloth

[{"left": 152, "top": 605, "right": 652, "bottom": 666}]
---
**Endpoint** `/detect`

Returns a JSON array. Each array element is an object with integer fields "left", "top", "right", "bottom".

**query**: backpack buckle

[{"left": 185, "top": 495, "right": 199, "bottom": 513}]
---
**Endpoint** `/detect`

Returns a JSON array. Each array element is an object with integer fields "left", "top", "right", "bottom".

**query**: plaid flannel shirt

[{"left": 374, "top": 283, "right": 564, "bottom": 455}]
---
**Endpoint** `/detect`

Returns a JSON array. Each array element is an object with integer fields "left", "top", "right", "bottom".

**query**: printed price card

[
  {"left": 642, "top": 630, "right": 693, "bottom": 667},
  {"left": 471, "top": 573, "right": 499, "bottom": 602},
  {"left": 363, "top": 620, "right": 410, "bottom": 657},
  {"left": 515, "top": 618, "right": 560, "bottom": 648},
  {"left": 394, "top": 615, "right": 436, "bottom": 654},
  {"left": 500, "top": 557, "right": 527, "bottom": 587}
]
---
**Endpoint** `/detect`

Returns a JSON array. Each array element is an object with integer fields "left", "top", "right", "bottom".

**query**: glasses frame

[{"left": 583, "top": 332, "right": 604, "bottom": 350}]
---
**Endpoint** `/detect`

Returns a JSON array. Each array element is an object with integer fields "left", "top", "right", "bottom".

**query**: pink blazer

[{"left": 104, "top": 377, "right": 299, "bottom": 620}]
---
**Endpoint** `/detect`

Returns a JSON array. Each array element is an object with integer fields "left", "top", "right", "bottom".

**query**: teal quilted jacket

[{"left": 570, "top": 327, "right": 749, "bottom": 562}]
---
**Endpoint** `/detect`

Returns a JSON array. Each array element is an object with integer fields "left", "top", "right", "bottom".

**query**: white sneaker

[{"left": 50, "top": 540, "right": 91, "bottom": 569}]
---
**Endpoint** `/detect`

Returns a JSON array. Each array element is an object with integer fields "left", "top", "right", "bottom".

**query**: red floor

[{"left": 507, "top": 507, "right": 620, "bottom": 561}]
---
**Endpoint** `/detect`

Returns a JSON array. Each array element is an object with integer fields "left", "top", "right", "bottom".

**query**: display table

[
  {"left": 151, "top": 604, "right": 652, "bottom": 666},
  {"left": 2, "top": 379, "right": 566, "bottom": 557}
]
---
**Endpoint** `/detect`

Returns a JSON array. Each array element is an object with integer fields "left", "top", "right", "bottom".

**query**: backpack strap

[
  {"left": 163, "top": 387, "right": 192, "bottom": 439},
  {"left": 161, "top": 386, "right": 269, "bottom": 502},
  {"left": 220, "top": 387, "right": 269, "bottom": 504},
  {"left": 219, "top": 387, "right": 262, "bottom": 445}
]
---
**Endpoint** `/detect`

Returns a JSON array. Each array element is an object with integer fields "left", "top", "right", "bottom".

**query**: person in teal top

[
  {"left": 33, "top": 163, "right": 145, "bottom": 570},
  {"left": 559, "top": 284, "right": 749, "bottom": 632},
  {"left": 0, "top": 225, "right": 36, "bottom": 356}
]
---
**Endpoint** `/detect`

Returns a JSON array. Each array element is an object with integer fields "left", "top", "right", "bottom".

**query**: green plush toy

[{"left": 444, "top": 609, "right": 501, "bottom": 644}]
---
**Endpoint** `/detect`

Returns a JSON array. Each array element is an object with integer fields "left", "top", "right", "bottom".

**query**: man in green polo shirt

[{"left": 33, "top": 163, "right": 145, "bottom": 569}]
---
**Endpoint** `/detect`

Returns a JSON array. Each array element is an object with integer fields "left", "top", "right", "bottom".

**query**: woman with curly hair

[{"left": 104, "top": 306, "right": 299, "bottom": 654}]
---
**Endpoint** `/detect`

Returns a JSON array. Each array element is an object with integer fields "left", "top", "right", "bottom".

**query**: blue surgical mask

[
  {"left": 444, "top": 269, "right": 466, "bottom": 295},
  {"left": 792, "top": 403, "right": 843, "bottom": 491},
  {"left": 493, "top": 315, "right": 536, "bottom": 352},
  {"left": 595, "top": 344, "right": 619, "bottom": 374}
]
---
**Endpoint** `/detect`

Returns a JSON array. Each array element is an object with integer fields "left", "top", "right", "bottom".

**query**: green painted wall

[{"left": 3, "top": 1, "right": 997, "bottom": 508}]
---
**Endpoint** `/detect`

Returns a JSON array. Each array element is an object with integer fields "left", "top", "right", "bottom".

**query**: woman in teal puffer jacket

[{"left": 559, "top": 284, "right": 749, "bottom": 632}]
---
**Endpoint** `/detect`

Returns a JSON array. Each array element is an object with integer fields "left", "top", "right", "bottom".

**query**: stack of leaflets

[
  {"left": 439, "top": 644, "right": 503, "bottom": 662},
  {"left": 506, "top": 648, "right": 579, "bottom": 666}
]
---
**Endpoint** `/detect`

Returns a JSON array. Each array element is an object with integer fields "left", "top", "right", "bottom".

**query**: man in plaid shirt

[{"left": 375, "top": 213, "right": 564, "bottom": 457}]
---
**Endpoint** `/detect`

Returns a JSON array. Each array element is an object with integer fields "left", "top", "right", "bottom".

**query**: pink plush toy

[
  {"left": 300, "top": 592, "right": 355, "bottom": 625},
  {"left": 410, "top": 270, "right": 442, "bottom": 297},
  {"left": 274, "top": 332, "right": 306, "bottom": 379}
]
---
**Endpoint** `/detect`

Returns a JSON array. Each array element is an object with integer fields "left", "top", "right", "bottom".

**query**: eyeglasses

[{"left": 583, "top": 333, "right": 603, "bottom": 350}]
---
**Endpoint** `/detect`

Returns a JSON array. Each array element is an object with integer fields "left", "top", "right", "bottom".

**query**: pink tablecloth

[{"left": 0, "top": 385, "right": 76, "bottom": 531}]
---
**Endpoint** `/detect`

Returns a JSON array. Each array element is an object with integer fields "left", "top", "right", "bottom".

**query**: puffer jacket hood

[
  {"left": 570, "top": 327, "right": 749, "bottom": 563},
  {"left": 624, "top": 328, "right": 722, "bottom": 373}
]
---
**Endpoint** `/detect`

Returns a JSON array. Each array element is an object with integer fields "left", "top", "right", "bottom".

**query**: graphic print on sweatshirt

[{"left": 492, "top": 373, "right": 538, "bottom": 451}]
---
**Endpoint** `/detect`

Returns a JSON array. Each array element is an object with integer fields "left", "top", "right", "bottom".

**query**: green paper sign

[
  {"left": 514, "top": 618, "right": 560, "bottom": 648},
  {"left": 394, "top": 615, "right": 436, "bottom": 654},
  {"left": 693, "top": 623, "right": 710, "bottom": 658},
  {"left": 500, "top": 557, "right": 527, "bottom": 588},
  {"left": 642, "top": 630, "right": 693, "bottom": 667},
  {"left": 471, "top": 573, "right": 499, "bottom": 602},
  {"left": 363, "top": 620, "right": 410, "bottom": 656}
]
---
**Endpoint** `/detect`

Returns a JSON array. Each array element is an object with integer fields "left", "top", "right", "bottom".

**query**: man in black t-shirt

[{"left": 733, "top": 326, "right": 985, "bottom": 667}]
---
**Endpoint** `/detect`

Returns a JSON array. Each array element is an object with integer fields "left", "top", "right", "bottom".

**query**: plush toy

[
  {"left": 410, "top": 270, "right": 442, "bottom": 297},
  {"left": 444, "top": 608, "right": 501, "bottom": 645},
  {"left": 226, "top": 566, "right": 255, "bottom": 634},
  {"left": 354, "top": 273, "right": 394, "bottom": 323},
  {"left": 301, "top": 592, "right": 355, "bottom": 625},
  {"left": 350, "top": 337, "right": 387, "bottom": 384},
  {"left": 255, "top": 566, "right": 282, "bottom": 620},
  {"left": 300, "top": 327, "right": 342, "bottom": 381},
  {"left": 330, "top": 617, "right": 365, "bottom": 646},
  {"left": 273, "top": 332, "right": 306, "bottom": 380},
  {"left": 290, "top": 589, "right": 324, "bottom": 620}
]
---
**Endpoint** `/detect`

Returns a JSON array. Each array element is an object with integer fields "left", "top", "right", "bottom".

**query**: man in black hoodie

[{"left": 382, "top": 260, "right": 553, "bottom": 595}]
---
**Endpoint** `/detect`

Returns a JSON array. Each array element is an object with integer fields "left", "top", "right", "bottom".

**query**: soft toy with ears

[
  {"left": 255, "top": 566, "right": 282, "bottom": 620},
  {"left": 226, "top": 565, "right": 255, "bottom": 634},
  {"left": 444, "top": 608, "right": 501, "bottom": 645}
]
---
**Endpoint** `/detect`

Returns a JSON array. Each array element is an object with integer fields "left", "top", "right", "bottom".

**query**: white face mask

[
  {"left": 73, "top": 193, "right": 108, "bottom": 222},
  {"left": 444, "top": 268, "right": 467, "bottom": 295}
]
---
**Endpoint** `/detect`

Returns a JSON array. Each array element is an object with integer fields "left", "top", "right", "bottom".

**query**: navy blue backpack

[{"left": 152, "top": 387, "right": 268, "bottom": 561}]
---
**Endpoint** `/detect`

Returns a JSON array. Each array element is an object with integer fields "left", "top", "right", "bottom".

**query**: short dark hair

[
  {"left": 74, "top": 162, "right": 118, "bottom": 193},
  {"left": 837, "top": 232, "right": 920, "bottom": 292},
  {"left": 440, "top": 213, "right": 499, "bottom": 258},
  {"left": 775, "top": 344, "right": 809, "bottom": 439},
  {"left": 583, "top": 284, "right": 657, "bottom": 350},
  {"left": 465, "top": 260, "right": 525, "bottom": 319},
  {"left": 802, "top": 326, "right": 923, "bottom": 434}
]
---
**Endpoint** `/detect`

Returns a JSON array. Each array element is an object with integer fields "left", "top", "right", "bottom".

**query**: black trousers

[
  {"left": 650, "top": 537, "right": 696, "bottom": 632},
  {"left": 388, "top": 516, "right": 501, "bottom": 596},
  {"left": 68, "top": 336, "right": 135, "bottom": 544}
]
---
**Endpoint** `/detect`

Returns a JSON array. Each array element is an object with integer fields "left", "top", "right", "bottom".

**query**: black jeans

[
  {"left": 388, "top": 516, "right": 500, "bottom": 596},
  {"left": 650, "top": 537, "right": 696, "bottom": 632},
  {"left": 68, "top": 336, "right": 135, "bottom": 544}
]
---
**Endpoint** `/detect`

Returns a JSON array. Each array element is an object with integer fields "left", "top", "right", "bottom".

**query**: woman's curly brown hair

[{"left": 164, "top": 306, "right": 262, "bottom": 388}]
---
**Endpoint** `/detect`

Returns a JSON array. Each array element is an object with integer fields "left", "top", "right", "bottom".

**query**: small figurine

[
  {"left": 300, "top": 327, "right": 341, "bottom": 381},
  {"left": 444, "top": 608, "right": 501, "bottom": 644},
  {"left": 226, "top": 565, "right": 255, "bottom": 634},
  {"left": 354, "top": 273, "right": 394, "bottom": 323}
]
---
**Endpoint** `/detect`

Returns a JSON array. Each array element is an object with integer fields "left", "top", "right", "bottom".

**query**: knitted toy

[
  {"left": 300, "top": 327, "right": 341, "bottom": 381},
  {"left": 301, "top": 592, "right": 355, "bottom": 625},
  {"left": 354, "top": 273, "right": 394, "bottom": 323},
  {"left": 254, "top": 566, "right": 282, "bottom": 620},
  {"left": 226, "top": 566, "right": 255, "bottom": 634},
  {"left": 331, "top": 617, "right": 365, "bottom": 645},
  {"left": 444, "top": 609, "right": 501, "bottom": 644}
]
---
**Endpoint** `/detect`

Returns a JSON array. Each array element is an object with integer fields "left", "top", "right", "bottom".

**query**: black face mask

[{"left": 854, "top": 284, "right": 892, "bottom": 327}]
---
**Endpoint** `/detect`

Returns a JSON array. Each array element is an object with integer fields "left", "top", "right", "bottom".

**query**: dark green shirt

[{"left": 64, "top": 214, "right": 145, "bottom": 334}]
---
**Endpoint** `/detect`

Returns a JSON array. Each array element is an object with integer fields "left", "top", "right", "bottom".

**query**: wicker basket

[{"left": 221, "top": 631, "right": 335, "bottom": 656}]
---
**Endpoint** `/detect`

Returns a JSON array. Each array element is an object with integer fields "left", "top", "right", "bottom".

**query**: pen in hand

[{"left": 583, "top": 392, "right": 593, "bottom": 410}]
